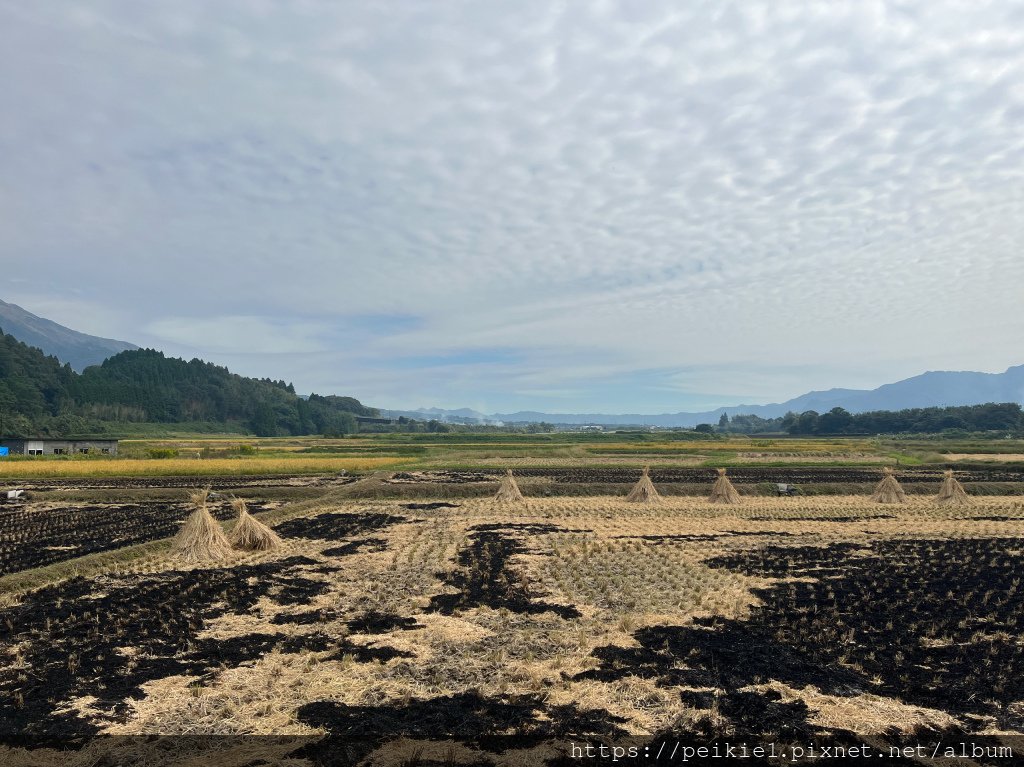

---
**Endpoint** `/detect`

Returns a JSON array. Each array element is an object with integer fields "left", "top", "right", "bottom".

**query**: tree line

[
  {"left": 704, "top": 403, "right": 1024, "bottom": 435},
  {"left": 0, "top": 330, "right": 376, "bottom": 437}
]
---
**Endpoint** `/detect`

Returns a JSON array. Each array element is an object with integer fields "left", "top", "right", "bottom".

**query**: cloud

[
  {"left": 144, "top": 316, "right": 332, "bottom": 355},
  {"left": 2, "top": 0, "right": 1023, "bottom": 411}
]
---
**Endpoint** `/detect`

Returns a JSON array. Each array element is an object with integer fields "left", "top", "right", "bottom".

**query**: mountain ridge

[
  {"left": 0, "top": 298, "right": 139, "bottom": 372},
  {"left": 6, "top": 298, "right": 1021, "bottom": 429},
  {"left": 384, "top": 365, "right": 1024, "bottom": 427}
]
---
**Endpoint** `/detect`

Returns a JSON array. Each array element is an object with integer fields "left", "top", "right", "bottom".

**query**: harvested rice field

[{"left": 2, "top": 483, "right": 1024, "bottom": 764}]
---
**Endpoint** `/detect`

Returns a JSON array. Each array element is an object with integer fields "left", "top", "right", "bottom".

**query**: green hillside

[{"left": 0, "top": 330, "right": 375, "bottom": 437}]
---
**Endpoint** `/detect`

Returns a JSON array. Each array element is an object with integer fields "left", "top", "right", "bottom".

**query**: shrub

[{"left": 145, "top": 448, "right": 180, "bottom": 459}]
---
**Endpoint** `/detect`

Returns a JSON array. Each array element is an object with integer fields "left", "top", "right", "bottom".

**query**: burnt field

[
  {"left": 5, "top": 473, "right": 357, "bottom": 492},
  {"left": 475, "top": 466, "right": 1024, "bottom": 484},
  {"left": 375, "top": 467, "right": 1024, "bottom": 501},
  {"left": 1, "top": 495, "right": 1023, "bottom": 765},
  {"left": 0, "top": 499, "right": 277, "bottom": 576}
]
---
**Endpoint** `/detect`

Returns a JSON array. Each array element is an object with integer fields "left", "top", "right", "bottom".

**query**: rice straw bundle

[
  {"left": 494, "top": 469, "right": 524, "bottom": 502},
  {"left": 626, "top": 466, "right": 662, "bottom": 504},
  {"left": 708, "top": 468, "right": 741, "bottom": 504},
  {"left": 871, "top": 467, "right": 907, "bottom": 504},
  {"left": 227, "top": 497, "right": 282, "bottom": 551},
  {"left": 173, "top": 488, "right": 233, "bottom": 562},
  {"left": 934, "top": 469, "right": 971, "bottom": 506}
]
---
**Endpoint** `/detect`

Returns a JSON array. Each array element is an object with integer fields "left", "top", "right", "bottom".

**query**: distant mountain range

[
  {"left": 384, "top": 364, "right": 1024, "bottom": 427},
  {"left": 5, "top": 297, "right": 1022, "bottom": 429},
  {"left": 0, "top": 298, "right": 138, "bottom": 372},
  {"left": 380, "top": 407, "right": 503, "bottom": 425}
]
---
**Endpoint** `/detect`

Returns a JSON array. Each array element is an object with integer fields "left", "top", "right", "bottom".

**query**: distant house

[
  {"left": 0, "top": 438, "right": 118, "bottom": 456},
  {"left": 354, "top": 416, "right": 397, "bottom": 426}
]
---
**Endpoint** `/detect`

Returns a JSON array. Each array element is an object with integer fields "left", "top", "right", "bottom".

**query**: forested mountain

[
  {"left": 0, "top": 299, "right": 138, "bottom": 372},
  {"left": 0, "top": 330, "right": 375, "bottom": 436}
]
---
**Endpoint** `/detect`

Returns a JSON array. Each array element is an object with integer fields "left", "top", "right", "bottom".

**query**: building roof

[{"left": 0, "top": 436, "right": 119, "bottom": 441}]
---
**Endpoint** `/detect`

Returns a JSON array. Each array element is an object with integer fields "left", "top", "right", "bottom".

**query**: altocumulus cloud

[{"left": 1, "top": 0, "right": 1023, "bottom": 412}]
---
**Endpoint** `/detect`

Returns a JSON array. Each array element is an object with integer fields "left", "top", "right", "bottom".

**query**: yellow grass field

[{"left": 0, "top": 456, "right": 403, "bottom": 478}]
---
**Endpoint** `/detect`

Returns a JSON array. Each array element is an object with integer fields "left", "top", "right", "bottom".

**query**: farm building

[
  {"left": 0, "top": 438, "right": 118, "bottom": 456},
  {"left": 354, "top": 416, "right": 397, "bottom": 426}
]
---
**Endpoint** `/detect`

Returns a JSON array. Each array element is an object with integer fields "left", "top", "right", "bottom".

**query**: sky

[{"left": 1, "top": 1, "right": 1023, "bottom": 414}]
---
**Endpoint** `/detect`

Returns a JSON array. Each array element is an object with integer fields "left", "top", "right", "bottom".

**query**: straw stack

[
  {"left": 227, "top": 497, "right": 282, "bottom": 551},
  {"left": 626, "top": 466, "right": 662, "bottom": 504},
  {"left": 494, "top": 469, "right": 524, "bottom": 502},
  {"left": 934, "top": 469, "right": 971, "bottom": 506},
  {"left": 708, "top": 468, "right": 741, "bottom": 504},
  {"left": 172, "top": 488, "right": 233, "bottom": 562},
  {"left": 871, "top": 467, "right": 907, "bottom": 504}
]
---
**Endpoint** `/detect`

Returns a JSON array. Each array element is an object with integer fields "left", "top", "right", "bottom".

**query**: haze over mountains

[
  {"left": 2, "top": 297, "right": 1022, "bottom": 428},
  {"left": 0, "top": 299, "right": 138, "bottom": 372},
  {"left": 384, "top": 365, "right": 1024, "bottom": 427}
]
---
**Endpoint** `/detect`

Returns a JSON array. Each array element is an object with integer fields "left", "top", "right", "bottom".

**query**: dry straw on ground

[
  {"left": 227, "top": 497, "right": 282, "bottom": 551},
  {"left": 625, "top": 466, "right": 662, "bottom": 503},
  {"left": 494, "top": 469, "right": 524, "bottom": 502},
  {"left": 172, "top": 488, "right": 233, "bottom": 562},
  {"left": 708, "top": 467, "right": 741, "bottom": 504},
  {"left": 16, "top": 493, "right": 1024, "bottom": 749},
  {"left": 934, "top": 469, "right": 971, "bottom": 506},
  {"left": 871, "top": 467, "right": 907, "bottom": 504}
]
